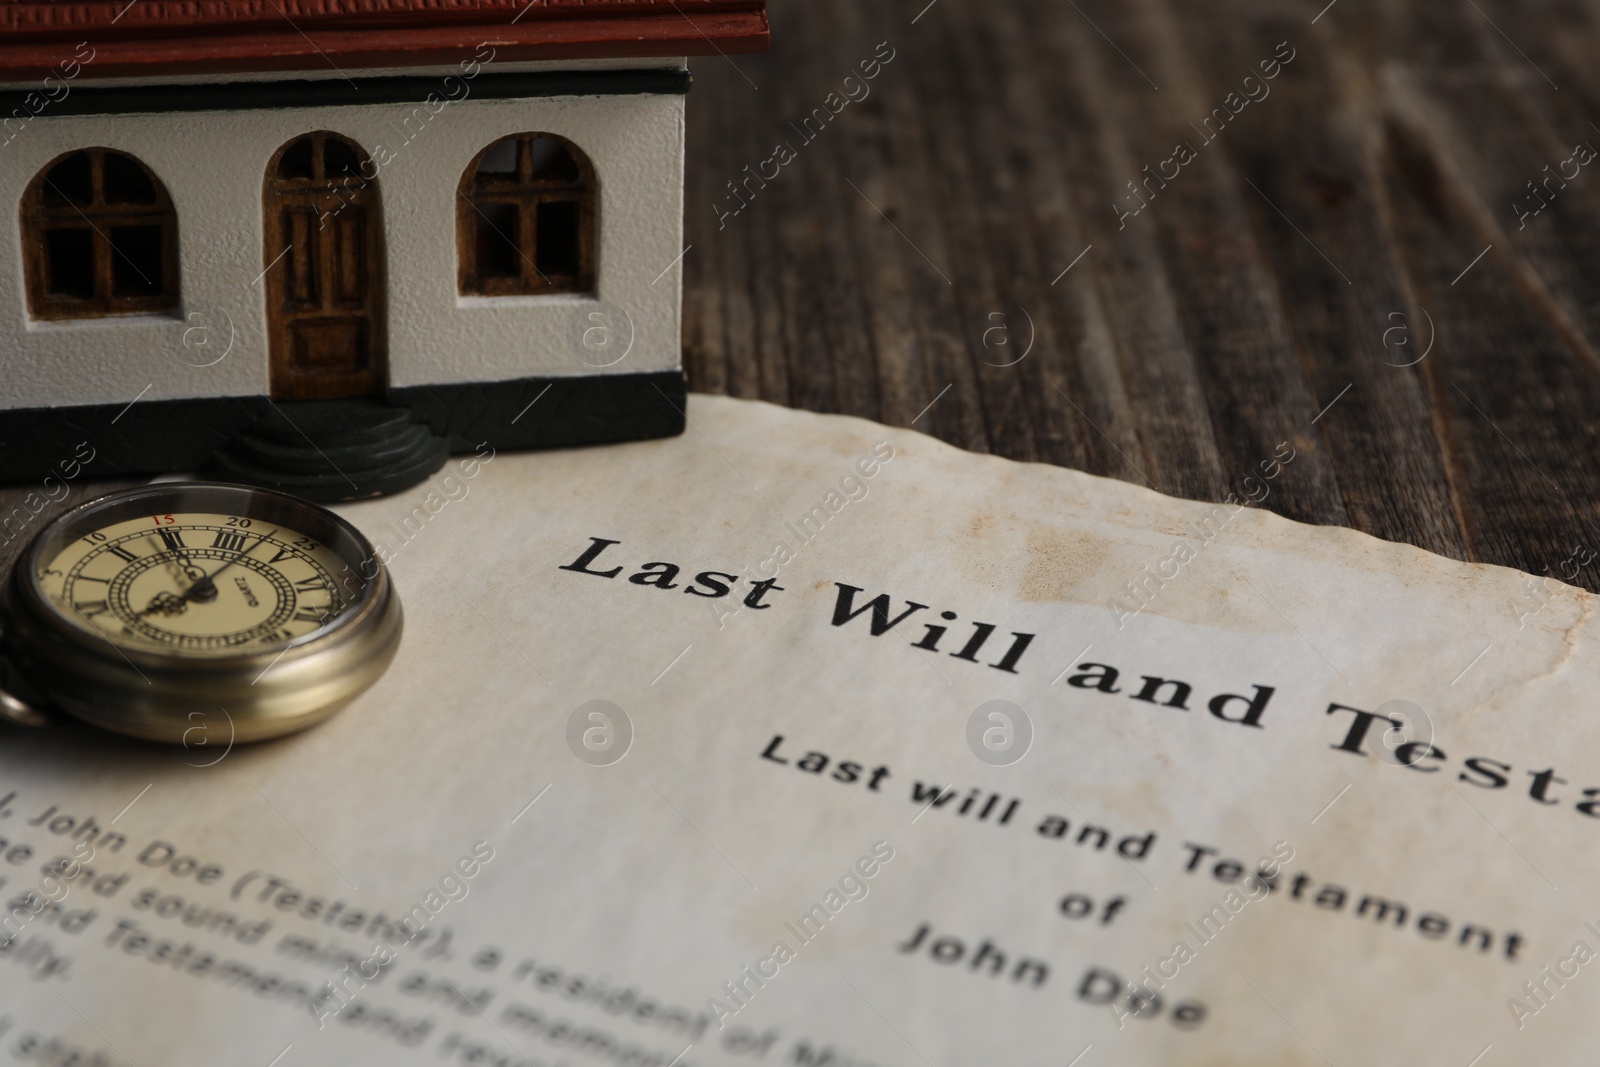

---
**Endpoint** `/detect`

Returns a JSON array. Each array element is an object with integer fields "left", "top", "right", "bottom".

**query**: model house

[{"left": 0, "top": 0, "right": 768, "bottom": 498}]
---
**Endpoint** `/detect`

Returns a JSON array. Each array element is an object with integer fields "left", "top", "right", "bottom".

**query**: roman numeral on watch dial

[{"left": 212, "top": 530, "right": 249, "bottom": 552}]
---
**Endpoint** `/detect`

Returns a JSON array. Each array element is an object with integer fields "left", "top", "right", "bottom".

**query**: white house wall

[{"left": 0, "top": 90, "right": 684, "bottom": 409}]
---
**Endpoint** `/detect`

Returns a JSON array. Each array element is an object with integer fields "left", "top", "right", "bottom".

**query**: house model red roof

[{"left": 0, "top": 0, "right": 769, "bottom": 80}]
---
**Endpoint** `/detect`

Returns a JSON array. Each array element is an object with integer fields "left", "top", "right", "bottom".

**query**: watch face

[{"left": 35, "top": 510, "right": 351, "bottom": 656}]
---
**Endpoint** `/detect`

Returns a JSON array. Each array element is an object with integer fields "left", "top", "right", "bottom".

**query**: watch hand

[
  {"left": 137, "top": 590, "right": 191, "bottom": 618},
  {"left": 186, "top": 528, "right": 280, "bottom": 602},
  {"left": 146, "top": 534, "right": 202, "bottom": 593}
]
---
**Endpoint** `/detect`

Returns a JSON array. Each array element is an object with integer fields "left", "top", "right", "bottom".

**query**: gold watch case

[{"left": 1, "top": 482, "right": 401, "bottom": 744}]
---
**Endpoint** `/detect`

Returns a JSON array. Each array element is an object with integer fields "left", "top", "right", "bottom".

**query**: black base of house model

[
  {"left": 206, "top": 401, "right": 453, "bottom": 502},
  {"left": 0, "top": 371, "right": 687, "bottom": 502}
]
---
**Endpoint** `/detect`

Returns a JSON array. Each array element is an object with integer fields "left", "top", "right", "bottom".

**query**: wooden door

[{"left": 262, "top": 132, "right": 386, "bottom": 400}]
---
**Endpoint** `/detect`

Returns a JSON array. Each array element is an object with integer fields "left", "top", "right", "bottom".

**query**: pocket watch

[{"left": 0, "top": 482, "right": 401, "bottom": 744}]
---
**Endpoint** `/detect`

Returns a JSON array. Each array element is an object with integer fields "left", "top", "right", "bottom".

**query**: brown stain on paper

[{"left": 1018, "top": 525, "right": 1114, "bottom": 603}]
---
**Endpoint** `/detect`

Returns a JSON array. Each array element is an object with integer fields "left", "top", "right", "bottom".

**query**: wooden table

[
  {"left": 3, "top": 0, "right": 1596, "bottom": 595},
  {"left": 684, "top": 0, "right": 1600, "bottom": 592}
]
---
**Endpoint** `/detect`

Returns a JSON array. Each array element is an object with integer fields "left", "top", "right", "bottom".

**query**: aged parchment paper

[{"left": 0, "top": 395, "right": 1593, "bottom": 1066}]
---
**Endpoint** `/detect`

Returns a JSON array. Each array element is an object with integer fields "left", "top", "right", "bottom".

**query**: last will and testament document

[{"left": 1, "top": 395, "right": 1595, "bottom": 1066}]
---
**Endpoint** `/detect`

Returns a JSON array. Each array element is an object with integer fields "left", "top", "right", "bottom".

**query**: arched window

[
  {"left": 457, "top": 133, "right": 595, "bottom": 296},
  {"left": 21, "top": 148, "right": 178, "bottom": 320}
]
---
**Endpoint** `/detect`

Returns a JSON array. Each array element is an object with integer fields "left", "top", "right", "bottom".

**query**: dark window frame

[
  {"left": 457, "top": 133, "right": 596, "bottom": 297},
  {"left": 21, "top": 147, "right": 179, "bottom": 321}
]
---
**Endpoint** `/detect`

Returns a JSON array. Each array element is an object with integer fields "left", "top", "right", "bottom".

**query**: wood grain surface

[
  {"left": 3, "top": 0, "right": 1597, "bottom": 596},
  {"left": 684, "top": 0, "right": 1600, "bottom": 592}
]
